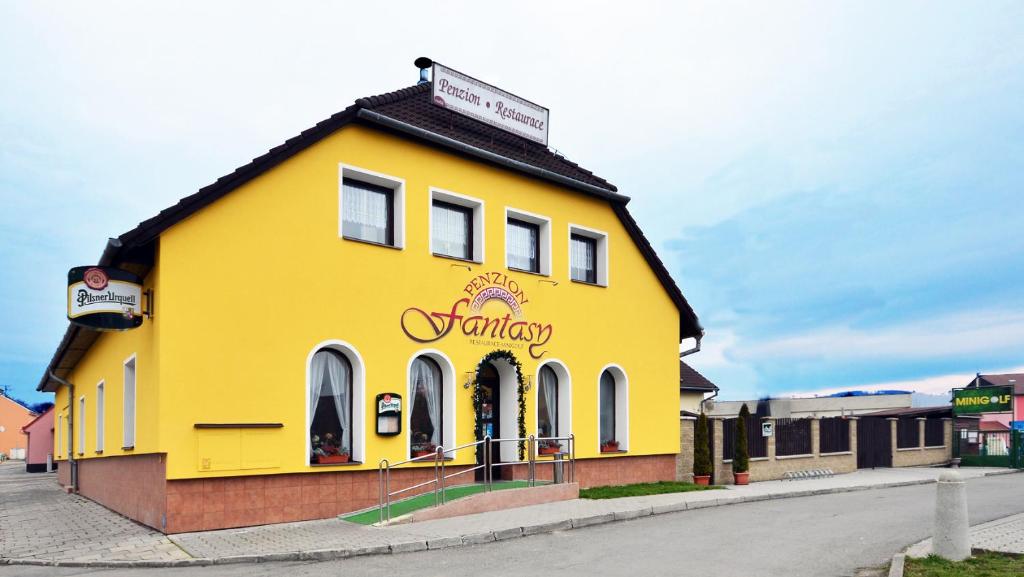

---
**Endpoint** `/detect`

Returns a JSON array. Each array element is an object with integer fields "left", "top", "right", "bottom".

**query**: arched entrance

[{"left": 473, "top": 350, "right": 526, "bottom": 480}]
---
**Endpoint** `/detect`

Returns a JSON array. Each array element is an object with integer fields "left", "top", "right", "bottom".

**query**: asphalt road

[{"left": 4, "top": 473, "right": 1023, "bottom": 577}]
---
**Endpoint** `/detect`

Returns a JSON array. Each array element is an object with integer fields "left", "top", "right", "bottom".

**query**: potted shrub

[
  {"left": 733, "top": 404, "right": 751, "bottom": 485},
  {"left": 538, "top": 439, "right": 562, "bottom": 455},
  {"left": 693, "top": 412, "right": 712, "bottom": 485},
  {"left": 411, "top": 434, "right": 437, "bottom": 458},
  {"left": 313, "top": 433, "right": 351, "bottom": 464},
  {"left": 600, "top": 439, "right": 620, "bottom": 453}
]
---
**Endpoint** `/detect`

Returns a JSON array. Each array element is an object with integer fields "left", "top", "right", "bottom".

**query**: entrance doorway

[{"left": 476, "top": 361, "right": 500, "bottom": 481}]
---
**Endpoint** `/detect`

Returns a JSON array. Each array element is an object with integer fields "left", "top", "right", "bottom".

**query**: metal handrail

[{"left": 377, "top": 432, "right": 575, "bottom": 524}]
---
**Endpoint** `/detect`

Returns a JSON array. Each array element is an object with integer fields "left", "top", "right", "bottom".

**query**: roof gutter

[
  {"left": 679, "top": 334, "right": 714, "bottom": 413},
  {"left": 355, "top": 109, "right": 630, "bottom": 204}
]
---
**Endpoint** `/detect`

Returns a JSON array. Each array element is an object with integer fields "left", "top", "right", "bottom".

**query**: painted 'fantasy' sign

[{"left": 400, "top": 271, "right": 553, "bottom": 358}]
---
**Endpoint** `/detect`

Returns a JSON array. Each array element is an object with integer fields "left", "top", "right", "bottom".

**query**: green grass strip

[
  {"left": 579, "top": 481, "right": 721, "bottom": 499},
  {"left": 904, "top": 552, "right": 1024, "bottom": 576},
  {"left": 342, "top": 480, "right": 535, "bottom": 525}
]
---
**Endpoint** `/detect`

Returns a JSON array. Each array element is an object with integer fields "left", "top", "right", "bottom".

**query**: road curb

[
  {"left": 888, "top": 553, "right": 905, "bottom": 577},
  {"left": 3, "top": 469, "right": 1019, "bottom": 568}
]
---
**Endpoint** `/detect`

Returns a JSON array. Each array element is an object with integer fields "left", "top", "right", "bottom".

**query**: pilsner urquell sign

[
  {"left": 952, "top": 386, "right": 1013, "bottom": 415},
  {"left": 67, "top": 266, "right": 144, "bottom": 331}
]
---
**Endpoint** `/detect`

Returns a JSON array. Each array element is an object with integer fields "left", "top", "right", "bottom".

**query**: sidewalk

[
  {"left": 1, "top": 462, "right": 1017, "bottom": 568},
  {"left": 906, "top": 511, "right": 1024, "bottom": 557}
]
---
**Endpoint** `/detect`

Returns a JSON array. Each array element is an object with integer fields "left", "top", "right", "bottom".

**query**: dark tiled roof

[
  {"left": 968, "top": 373, "right": 1024, "bottom": 395},
  {"left": 679, "top": 361, "right": 718, "bottom": 392},
  {"left": 39, "top": 82, "right": 702, "bottom": 391}
]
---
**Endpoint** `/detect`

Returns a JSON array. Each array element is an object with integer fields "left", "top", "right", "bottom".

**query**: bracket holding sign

[{"left": 376, "top": 393, "right": 402, "bottom": 436}]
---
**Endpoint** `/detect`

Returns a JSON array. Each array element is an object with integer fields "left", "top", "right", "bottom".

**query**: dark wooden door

[
  {"left": 475, "top": 362, "right": 501, "bottom": 481},
  {"left": 857, "top": 417, "right": 892, "bottom": 468}
]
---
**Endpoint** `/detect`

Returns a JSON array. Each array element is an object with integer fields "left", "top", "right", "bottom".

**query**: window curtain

[
  {"left": 571, "top": 235, "right": 596, "bottom": 283},
  {"left": 599, "top": 371, "right": 616, "bottom": 443},
  {"left": 411, "top": 357, "right": 442, "bottom": 446},
  {"left": 310, "top": 350, "right": 351, "bottom": 452},
  {"left": 540, "top": 366, "right": 558, "bottom": 437},
  {"left": 507, "top": 220, "right": 538, "bottom": 271},
  {"left": 432, "top": 203, "right": 470, "bottom": 259},
  {"left": 343, "top": 180, "right": 389, "bottom": 243}
]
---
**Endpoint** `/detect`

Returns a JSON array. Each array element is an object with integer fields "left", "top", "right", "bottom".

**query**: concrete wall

[
  {"left": 708, "top": 394, "right": 912, "bottom": 419},
  {"left": 891, "top": 418, "right": 953, "bottom": 468}
]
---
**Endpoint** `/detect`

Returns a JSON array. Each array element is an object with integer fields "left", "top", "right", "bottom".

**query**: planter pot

[
  {"left": 411, "top": 450, "right": 434, "bottom": 458},
  {"left": 538, "top": 446, "right": 560, "bottom": 455},
  {"left": 600, "top": 442, "right": 620, "bottom": 453},
  {"left": 733, "top": 471, "right": 750, "bottom": 485},
  {"left": 694, "top": 475, "right": 711, "bottom": 486},
  {"left": 317, "top": 454, "right": 350, "bottom": 464}
]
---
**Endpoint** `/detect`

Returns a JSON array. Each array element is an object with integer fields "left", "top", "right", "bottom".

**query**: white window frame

[
  {"left": 57, "top": 414, "right": 64, "bottom": 458},
  {"left": 338, "top": 163, "right": 406, "bottom": 249},
  {"left": 597, "top": 364, "right": 629, "bottom": 452},
  {"left": 429, "top": 188, "right": 484, "bottom": 263},
  {"left": 535, "top": 360, "right": 572, "bottom": 444},
  {"left": 305, "top": 339, "right": 366, "bottom": 465},
  {"left": 568, "top": 224, "right": 609, "bottom": 287},
  {"left": 96, "top": 380, "right": 105, "bottom": 452},
  {"left": 123, "top": 354, "right": 136, "bottom": 449},
  {"left": 505, "top": 207, "right": 552, "bottom": 276},
  {"left": 405, "top": 349, "right": 457, "bottom": 461},
  {"left": 77, "top": 396, "right": 86, "bottom": 455}
]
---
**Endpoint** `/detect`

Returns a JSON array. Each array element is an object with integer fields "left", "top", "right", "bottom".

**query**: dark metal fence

[
  {"left": 819, "top": 417, "right": 850, "bottom": 453},
  {"left": 722, "top": 416, "right": 767, "bottom": 460},
  {"left": 924, "top": 419, "right": 945, "bottom": 447},
  {"left": 897, "top": 418, "right": 920, "bottom": 449},
  {"left": 775, "top": 418, "right": 812, "bottom": 456}
]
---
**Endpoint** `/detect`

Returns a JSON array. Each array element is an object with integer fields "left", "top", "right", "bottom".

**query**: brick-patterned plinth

[
  {"left": 165, "top": 465, "right": 471, "bottom": 533},
  {"left": 506, "top": 454, "right": 676, "bottom": 488},
  {"left": 57, "top": 454, "right": 167, "bottom": 531}
]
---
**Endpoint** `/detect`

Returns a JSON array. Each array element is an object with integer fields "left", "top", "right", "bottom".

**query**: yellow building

[{"left": 39, "top": 70, "right": 701, "bottom": 533}]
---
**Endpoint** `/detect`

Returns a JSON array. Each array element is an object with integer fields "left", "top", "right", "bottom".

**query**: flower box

[
  {"left": 600, "top": 441, "right": 620, "bottom": 453},
  {"left": 317, "top": 454, "right": 350, "bottom": 464},
  {"left": 538, "top": 446, "right": 561, "bottom": 455}
]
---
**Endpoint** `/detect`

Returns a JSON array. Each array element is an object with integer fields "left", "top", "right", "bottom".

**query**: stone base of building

[
  {"left": 25, "top": 462, "right": 49, "bottom": 473},
  {"left": 506, "top": 453, "right": 677, "bottom": 488},
  {"left": 57, "top": 454, "right": 675, "bottom": 534}
]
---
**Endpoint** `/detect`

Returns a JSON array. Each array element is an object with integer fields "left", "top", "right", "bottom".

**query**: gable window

[
  {"left": 409, "top": 356, "right": 443, "bottom": 456},
  {"left": 309, "top": 349, "right": 353, "bottom": 464},
  {"left": 432, "top": 200, "right": 473, "bottom": 260},
  {"left": 571, "top": 234, "right": 597, "bottom": 284},
  {"left": 342, "top": 178, "right": 394, "bottom": 246},
  {"left": 123, "top": 356, "right": 136, "bottom": 449},
  {"left": 538, "top": 365, "right": 559, "bottom": 438},
  {"left": 96, "top": 381, "right": 105, "bottom": 452},
  {"left": 568, "top": 225, "right": 609, "bottom": 286}
]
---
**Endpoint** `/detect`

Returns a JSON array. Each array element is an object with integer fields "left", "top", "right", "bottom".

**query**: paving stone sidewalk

[
  {"left": 0, "top": 463, "right": 189, "bottom": 564},
  {"left": 906, "top": 511, "right": 1024, "bottom": 557},
  {"left": 1, "top": 461, "right": 1016, "bottom": 568}
]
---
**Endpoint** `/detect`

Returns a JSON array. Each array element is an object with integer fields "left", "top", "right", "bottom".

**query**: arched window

[
  {"left": 410, "top": 356, "right": 443, "bottom": 455},
  {"left": 309, "top": 349, "right": 353, "bottom": 464},
  {"left": 538, "top": 365, "right": 559, "bottom": 438},
  {"left": 599, "top": 370, "right": 616, "bottom": 445}
]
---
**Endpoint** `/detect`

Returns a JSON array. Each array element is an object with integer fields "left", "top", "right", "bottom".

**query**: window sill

[
  {"left": 897, "top": 447, "right": 923, "bottom": 452},
  {"left": 406, "top": 457, "right": 455, "bottom": 463},
  {"left": 819, "top": 451, "right": 852, "bottom": 456},
  {"left": 599, "top": 449, "right": 627, "bottom": 455},
  {"left": 508, "top": 266, "right": 548, "bottom": 277},
  {"left": 775, "top": 454, "right": 815, "bottom": 460},
  {"left": 309, "top": 461, "right": 364, "bottom": 468},
  {"left": 94, "top": 450, "right": 104, "bottom": 455},
  {"left": 570, "top": 279, "right": 606, "bottom": 288},
  {"left": 432, "top": 253, "right": 480, "bottom": 265},
  {"left": 924, "top": 445, "right": 947, "bottom": 450},
  {"left": 342, "top": 236, "right": 402, "bottom": 251},
  {"left": 122, "top": 446, "right": 135, "bottom": 451}
]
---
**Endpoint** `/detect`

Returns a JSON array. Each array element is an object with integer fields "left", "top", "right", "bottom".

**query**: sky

[{"left": 1, "top": 2, "right": 1022, "bottom": 404}]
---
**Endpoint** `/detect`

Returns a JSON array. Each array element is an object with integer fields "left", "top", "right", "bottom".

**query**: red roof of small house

[
  {"left": 21, "top": 406, "right": 53, "bottom": 433},
  {"left": 979, "top": 421, "right": 1010, "bottom": 432}
]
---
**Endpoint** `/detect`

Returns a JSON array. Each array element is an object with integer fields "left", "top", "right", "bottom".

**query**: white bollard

[{"left": 933, "top": 470, "right": 970, "bottom": 561}]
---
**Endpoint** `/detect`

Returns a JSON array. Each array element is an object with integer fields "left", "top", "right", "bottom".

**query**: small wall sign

[
  {"left": 67, "top": 266, "right": 143, "bottom": 331},
  {"left": 762, "top": 421, "right": 774, "bottom": 437},
  {"left": 376, "top": 393, "right": 402, "bottom": 436}
]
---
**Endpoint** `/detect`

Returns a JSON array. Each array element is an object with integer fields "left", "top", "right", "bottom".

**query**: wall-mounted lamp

[
  {"left": 523, "top": 375, "right": 532, "bottom": 392},
  {"left": 538, "top": 279, "right": 559, "bottom": 287},
  {"left": 451, "top": 263, "right": 472, "bottom": 272},
  {"left": 463, "top": 372, "right": 476, "bottom": 390}
]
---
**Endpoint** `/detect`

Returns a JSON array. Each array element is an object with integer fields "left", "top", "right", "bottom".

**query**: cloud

[{"left": 783, "top": 365, "right": 1024, "bottom": 397}]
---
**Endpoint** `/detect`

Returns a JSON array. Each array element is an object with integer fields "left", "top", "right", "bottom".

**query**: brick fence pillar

[
  {"left": 917, "top": 417, "right": 927, "bottom": 449},
  {"left": 764, "top": 417, "right": 776, "bottom": 460},
  {"left": 888, "top": 417, "right": 899, "bottom": 463},
  {"left": 943, "top": 417, "right": 954, "bottom": 460},
  {"left": 712, "top": 418, "right": 726, "bottom": 485},
  {"left": 677, "top": 417, "right": 696, "bottom": 482},
  {"left": 811, "top": 418, "right": 821, "bottom": 457},
  {"left": 848, "top": 416, "right": 859, "bottom": 459}
]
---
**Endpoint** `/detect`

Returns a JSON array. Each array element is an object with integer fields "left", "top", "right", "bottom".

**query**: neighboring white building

[
  {"left": 706, "top": 390, "right": 913, "bottom": 419},
  {"left": 679, "top": 361, "right": 719, "bottom": 415}
]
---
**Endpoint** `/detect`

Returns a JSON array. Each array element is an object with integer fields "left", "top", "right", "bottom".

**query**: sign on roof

[
  {"left": 952, "top": 386, "right": 1013, "bottom": 415},
  {"left": 431, "top": 63, "right": 549, "bottom": 146}
]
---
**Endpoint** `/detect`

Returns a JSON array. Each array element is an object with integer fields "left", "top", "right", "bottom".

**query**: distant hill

[{"left": 912, "top": 392, "right": 950, "bottom": 407}]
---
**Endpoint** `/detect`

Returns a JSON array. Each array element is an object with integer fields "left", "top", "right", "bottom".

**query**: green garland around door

[{"left": 472, "top": 350, "right": 528, "bottom": 460}]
